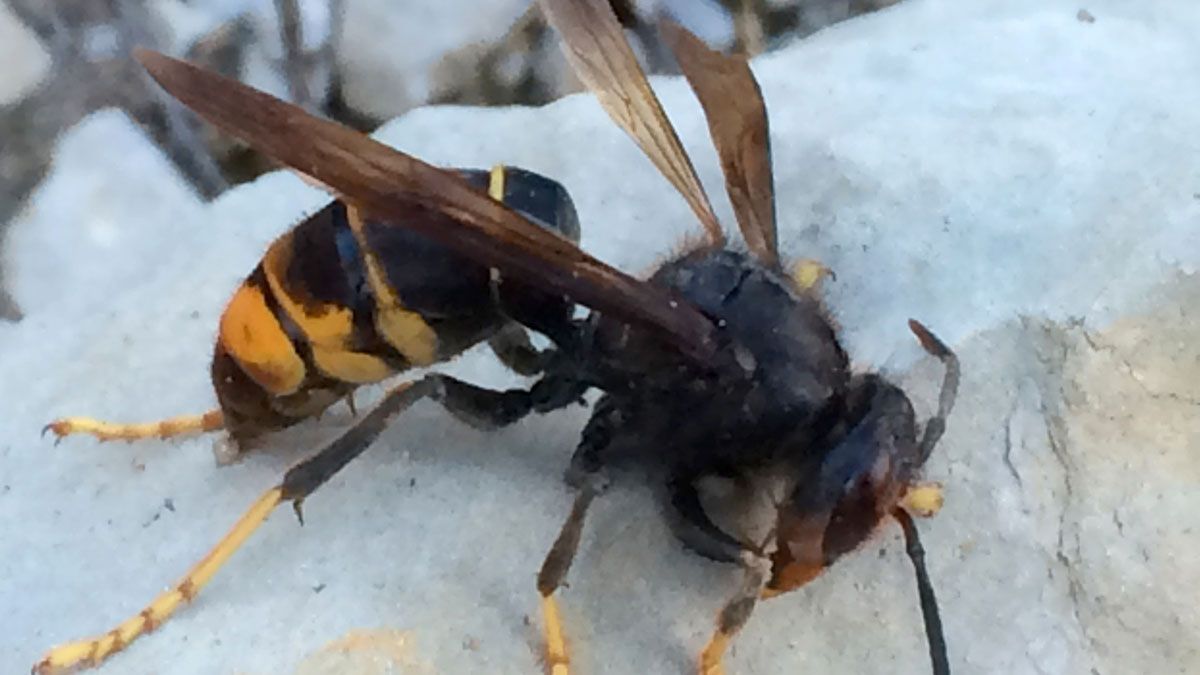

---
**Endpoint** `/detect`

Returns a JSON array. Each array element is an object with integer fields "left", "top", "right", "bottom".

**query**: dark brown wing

[
  {"left": 661, "top": 20, "right": 778, "bottom": 268},
  {"left": 536, "top": 0, "right": 725, "bottom": 247},
  {"left": 135, "top": 49, "right": 716, "bottom": 362}
]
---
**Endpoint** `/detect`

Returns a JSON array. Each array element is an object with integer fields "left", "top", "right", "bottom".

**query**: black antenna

[
  {"left": 907, "top": 319, "right": 960, "bottom": 464},
  {"left": 894, "top": 507, "right": 950, "bottom": 675}
]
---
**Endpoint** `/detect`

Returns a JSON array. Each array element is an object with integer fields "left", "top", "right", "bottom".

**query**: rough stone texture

[
  {"left": 2, "top": 1, "right": 1197, "bottom": 674},
  {"left": 899, "top": 280, "right": 1200, "bottom": 674}
]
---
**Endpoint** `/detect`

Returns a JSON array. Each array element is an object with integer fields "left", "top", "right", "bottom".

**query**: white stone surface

[
  {"left": 0, "top": 2, "right": 51, "bottom": 105},
  {"left": 4, "top": 110, "right": 205, "bottom": 317},
  {"left": 3, "top": 1, "right": 1198, "bottom": 674}
]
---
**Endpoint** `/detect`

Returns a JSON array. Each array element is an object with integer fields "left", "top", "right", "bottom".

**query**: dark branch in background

[
  {"left": 731, "top": 0, "right": 765, "bottom": 55},
  {"left": 110, "top": 0, "right": 229, "bottom": 196},
  {"left": 0, "top": 0, "right": 227, "bottom": 197},
  {"left": 273, "top": 0, "right": 312, "bottom": 109},
  {"left": 430, "top": 2, "right": 555, "bottom": 107},
  {"left": 315, "top": 0, "right": 379, "bottom": 131}
]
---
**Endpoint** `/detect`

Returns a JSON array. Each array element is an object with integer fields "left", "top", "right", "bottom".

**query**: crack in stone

[
  {"left": 1079, "top": 325, "right": 1200, "bottom": 407},
  {"left": 1041, "top": 406, "right": 1078, "bottom": 574},
  {"left": 1001, "top": 398, "right": 1023, "bottom": 488},
  {"left": 1026, "top": 318, "right": 1104, "bottom": 672},
  {"left": 1042, "top": 402, "right": 1098, "bottom": 673}
]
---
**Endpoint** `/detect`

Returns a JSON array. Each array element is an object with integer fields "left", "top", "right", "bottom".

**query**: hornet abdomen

[{"left": 213, "top": 166, "right": 580, "bottom": 445}]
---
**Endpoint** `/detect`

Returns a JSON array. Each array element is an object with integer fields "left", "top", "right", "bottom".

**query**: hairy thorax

[{"left": 588, "top": 249, "right": 850, "bottom": 475}]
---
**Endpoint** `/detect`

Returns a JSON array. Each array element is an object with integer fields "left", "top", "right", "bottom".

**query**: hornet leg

[
  {"left": 535, "top": 395, "right": 628, "bottom": 675},
  {"left": 34, "top": 372, "right": 582, "bottom": 675},
  {"left": 894, "top": 507, "right": 950, "bottom": 675},
  {"left": 43, "top": 410, "right": 224, "bottom": 443},
  {"left": 698, "top": 551, "right": 771, "bottom": 675},
  {"left": 488, "top": 323, "right": 552, "bottom": 377},
  {"left": 665, "top": 474, "right": 749, "bottom": 563}
]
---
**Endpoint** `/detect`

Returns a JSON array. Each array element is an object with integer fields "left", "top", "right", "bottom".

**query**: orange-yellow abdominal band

[{"left": 35, "top": 487, "right": 284, "bottom": 674}]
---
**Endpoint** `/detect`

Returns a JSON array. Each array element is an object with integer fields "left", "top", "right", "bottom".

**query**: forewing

[
  {"left": 537, "top": 0, "right": 724, "bottom": 246},
  {"left": 135, "top": 49, "right": 716, "bottom": 362},
  {"left": 661, "top": 20, "right": 778, "bottom": 268}
]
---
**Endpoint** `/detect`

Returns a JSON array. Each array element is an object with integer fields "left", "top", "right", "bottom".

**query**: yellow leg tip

[
  {"left": 33, "top": 487, "right": 283, "bottom": 674},
  {"left": 540, "top": 595, "right": 570, "bottom": 675},
  {"left": 901, "top": 482, "right": 944, "bottom": 518},
  {"left": 43, "top": 416, "right": 116, "bottom": 441},
  {"left": 699, "top": 633, "right": 730, "bottom": 675},
  {"left": 791, "top": 258, "right": 833, "bottom": 292}
]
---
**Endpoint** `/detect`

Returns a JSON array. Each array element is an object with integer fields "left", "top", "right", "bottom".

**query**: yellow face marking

[
  {"left": 261, "top": 238, "right": 397, "bottom": 382},
  {"left": 488, "top": 164, "right": 507, "bottom": 201},
  {"left": 900, "top": 482, "right": 944, "bottom": 518},
  {"left": 219, "top": 282, "right": 306, "bottom": 395},
  {"left": 345, "top": 205, "right": 440, "bottom": 366}
]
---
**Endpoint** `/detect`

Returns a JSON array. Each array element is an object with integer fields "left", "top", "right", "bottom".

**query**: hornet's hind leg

[
  {"left": 43, "top": 410, "right": 225, "bottom": 443},
  {"left": 34, "top": 371, "right": 585, "bottom": 675},
  {"left": 42, "top": 324, "right": 559, "bottom": 447}
]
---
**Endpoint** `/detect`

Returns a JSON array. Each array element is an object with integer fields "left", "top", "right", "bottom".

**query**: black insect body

[
  {"left": 568, "top": 247, "right": 847, "bottom": 491},
  {"left": 540, "top": 250, "right": 957, "bottom": 675},
  {"left": 35, "top": 1, "right": 958, "bottom": 673}
]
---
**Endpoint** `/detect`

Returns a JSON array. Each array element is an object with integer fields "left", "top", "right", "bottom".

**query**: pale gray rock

[
  {"left": 2, "top": 1, "right": 1198, "bottom": 674},
  {"left": 0, "top": 2, "right": 51, "bottom": 105},
  {"left": 4, "top": 110, "right": 204, "bottom": 318}
]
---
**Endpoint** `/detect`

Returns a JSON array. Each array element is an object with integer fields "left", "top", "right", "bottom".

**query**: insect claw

[
  {"left": 42, "top": 420, "right": 68, "bottom": 442},
  {"left": 292, "top": 499, "right": 306, "bottom": 526}
]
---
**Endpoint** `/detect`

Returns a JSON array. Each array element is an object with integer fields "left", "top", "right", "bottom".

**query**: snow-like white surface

[{"left": 3, "top": 0, "right": 1198, "bottom": 673}]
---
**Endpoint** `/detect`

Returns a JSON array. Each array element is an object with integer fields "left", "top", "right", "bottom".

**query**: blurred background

[{"left": 0, "top": 0, "right": 901, "bottom": 323}]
